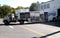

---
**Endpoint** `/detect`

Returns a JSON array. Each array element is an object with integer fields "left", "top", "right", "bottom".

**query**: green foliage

[
  {"left": 16, "top": 6, "right": 24, "bottom": 10},
  {"left": 0, "top": 5, "right": 27, "bottom": 18},
  {"left": 24, "top": 7, "right": 29, "bottom": 9},
  {"left": 11, "top": 8, "right": 15, "bottom": 14},
  {"left": 0, "top": 5, "right": 15, "bottom": 18},
  {"left": 29, "top": 3, "right": 37, "bottom": 11}
]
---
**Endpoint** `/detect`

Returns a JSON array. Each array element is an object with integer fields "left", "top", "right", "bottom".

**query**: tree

[
  {"left": 0, "top": 6, "right": 3, "bottom": 18},
  {"left": 1, "top": 5, "right": 12, "bottom": 15},
  {"left": 16, "top": 6, "right": 24, "bottom": 10},
  {"left": 10, "top": 8, "right": 15, "bottom": 14},
  {"left": 24, "top": 7, "right": 29, "bottom": 9},
  {"left": 0, "top": 5, "right": 15, "bottom": 18},
  {"left": 29, "top": 3, "right": 37, "bottom": 11}
]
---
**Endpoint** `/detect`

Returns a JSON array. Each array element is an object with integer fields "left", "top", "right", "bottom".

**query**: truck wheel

[
  {"left": 53, "top": 18, "right": 56, "bottom": 22},
  {"left": 3, "top": 20, "right": 9, "bottom": 25},
  {"left": 20, "top": 21, "right": 24, "bottom": 24}
]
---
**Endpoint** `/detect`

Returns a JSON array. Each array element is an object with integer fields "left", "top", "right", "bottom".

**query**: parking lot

[{"left": 0, "top": 19, "right": 60, "bottom": 38}]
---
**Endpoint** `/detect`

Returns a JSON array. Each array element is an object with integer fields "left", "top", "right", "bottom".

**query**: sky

[{"left": 0, "top": 0, "right": 50, "bottom": 8}]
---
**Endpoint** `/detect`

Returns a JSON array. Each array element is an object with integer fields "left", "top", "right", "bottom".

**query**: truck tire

[
  {"left": 3, "top": 20, "right": 10, "bottom": 25},
  {"left": 20, "top": 21, "right": 24, "bottom": 24},
  {"left": 53, "top": 18, "right": 56, "bottom": 22}
]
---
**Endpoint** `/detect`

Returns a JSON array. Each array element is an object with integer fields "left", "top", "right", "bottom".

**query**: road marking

[
  {"left": 19, "top": 26, "right": 56, "bottom": 38},
  {"left": 9, "top": 26, "right": 14, "bottom": 29},
  {"left": 26, "top": 25, "right": 31, "bottom": 26},
  {"left": 19, "top": 26, "right": 44, "bottom": 36},
  {"left": 47, "top": 36, "right": 55, "bottom": 38}
]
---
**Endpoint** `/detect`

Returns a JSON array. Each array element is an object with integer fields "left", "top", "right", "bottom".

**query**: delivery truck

[{"left": 3, "top": 9, "right": 30, "bottom": 25}]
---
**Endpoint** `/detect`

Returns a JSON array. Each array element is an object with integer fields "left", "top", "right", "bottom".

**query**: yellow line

[
  {"left": 19, "top": 26, "right": 44, "bottom": 36},
  {"left": 47, "top": 36, "right": 55, "bottom": 38},
  {"left": 19, "top": 26, "right": 55, "bottom": 38}
]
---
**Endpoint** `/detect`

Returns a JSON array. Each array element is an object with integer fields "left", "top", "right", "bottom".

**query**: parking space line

[
  {"left": 47, "top": 36, "right": 55, "bottom": 38},
  {"left": 19, "top": 26, "right": 57, "bottom": 38},
  {"left": 19, "top": 26, "right": 45, "bottom": 36},
  {"left": 9, "top": 26, "right": 14, "bottom": 29}
]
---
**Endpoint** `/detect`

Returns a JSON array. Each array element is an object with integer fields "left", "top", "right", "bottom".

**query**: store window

[
  {"left": 47, "top": 4, "right": 50, "bottom": 8},
  {"left": 44, "top": 5, "right": 46, "bottom": 9},
  {"left": 41, "top": 5, "right": 44, "bottom": 10}
]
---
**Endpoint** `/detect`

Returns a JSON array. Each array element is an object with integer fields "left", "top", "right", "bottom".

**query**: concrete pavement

[
  {"left": 0, "top": 19, "right": 60, "bottom": 38},
  {"left": 20, "top": 24, "right": 60, "bottom": 38},
  {"left": 0, "top": 26, "right": 41, "bottom": 38}
]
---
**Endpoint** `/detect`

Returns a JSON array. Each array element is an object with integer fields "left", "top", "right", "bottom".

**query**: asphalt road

[{"left": 0, "top": 19, "right": 60, "bottom": 38}]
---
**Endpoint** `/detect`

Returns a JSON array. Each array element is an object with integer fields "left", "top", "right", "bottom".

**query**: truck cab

[{"left": 3, "top": 14, "right": 13, "bottom": 25}]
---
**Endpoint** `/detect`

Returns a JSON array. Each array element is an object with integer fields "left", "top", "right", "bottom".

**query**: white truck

[
  {"left": 3, "top": 9, "right": 30, "bottom": 25},
  {"left": 3, "top": 10, "right": 41, "bottom": 25},
  {"left": 41, "top": 8, "right": 60, "bottom": 22},
  {"left": 3, "top": 9, "right": 60, "bottom": 25}
]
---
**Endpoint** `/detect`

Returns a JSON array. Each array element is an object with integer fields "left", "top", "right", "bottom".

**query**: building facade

[
  {"left": 36, "top": 0, "right": 60, "bottom": 21},
  {"left": 37, "top": 0, "right": 60, "bottom": 11}
]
